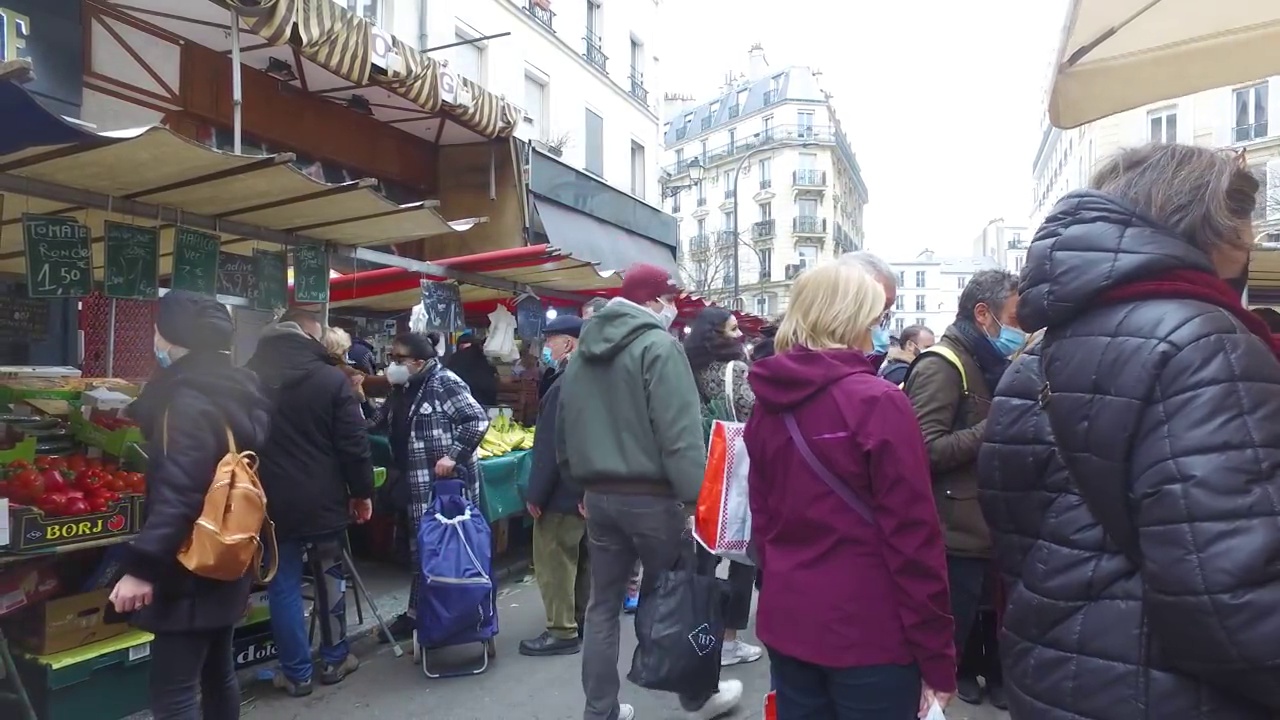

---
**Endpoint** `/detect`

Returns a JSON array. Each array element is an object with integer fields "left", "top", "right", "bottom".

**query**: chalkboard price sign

[
  {"left": 103, "top": 221, "right": 159, "bottom": 299},
  {"left": 0, "top": 295, "right": 49, "bottom": 339},
  {"left": 420, "top": 280, "right": 464, "bottom": 332},
  {"left": 292, "top": 244, "right": 329, "bottom": 304},
  {"left": 254, "top": 250, "right": 287, "bottom": 311},
  {"left": 215, "top": 252, "right": 256, "bottom": 299},
  {"left": 23, "top": 214, "right": 92, "bottom": 298},
  {"left": 171, "top": 227, "right": 221, "bottom": 296},
  {"left": 515, "top": 295, "right": 545, "bottom": 341}
]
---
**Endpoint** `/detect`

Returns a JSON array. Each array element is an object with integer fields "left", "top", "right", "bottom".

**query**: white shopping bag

[
  {"left": 693, "top": 364, "right": 753, "bottom": 565},
  {"left": 924, "top": 700, "right": 947, "bottom": 720}
]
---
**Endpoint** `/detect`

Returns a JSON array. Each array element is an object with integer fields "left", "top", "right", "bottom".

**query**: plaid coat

[{"left": 373, "top": 362, "right": 489, "bottom": 552}]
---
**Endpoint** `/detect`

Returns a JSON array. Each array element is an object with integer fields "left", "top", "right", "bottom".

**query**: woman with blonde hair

[
  {"left": 321, "top": 326, "right": 366, "bottom": 401},
  {"left": 745, "top": 261, "right": 955, "bottom": 719}
]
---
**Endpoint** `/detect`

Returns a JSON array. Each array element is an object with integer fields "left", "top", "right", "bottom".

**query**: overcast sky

[{"left": 658, "top": 0, "right": 1069, "bottom": 260}]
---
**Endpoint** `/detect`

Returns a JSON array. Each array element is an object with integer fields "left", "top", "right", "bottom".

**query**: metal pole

[
  {"left": 105, "top": 299, "right": 116, "bottom": 377},
  {"left": 229, "top": 9, "right": 243, "bottom": 154}
]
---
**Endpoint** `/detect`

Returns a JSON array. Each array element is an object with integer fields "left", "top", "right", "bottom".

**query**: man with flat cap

[{"left": 521, "top": 314, "right": 590, "bottom": 657}]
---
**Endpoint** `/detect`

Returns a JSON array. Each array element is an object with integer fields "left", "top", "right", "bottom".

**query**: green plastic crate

[{"left": 14, "top": 629, "right": 154, "bottom": 720}]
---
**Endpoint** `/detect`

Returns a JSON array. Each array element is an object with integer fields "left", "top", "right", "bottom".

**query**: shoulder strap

[
  {"left": 917, "top": 346, "right": 968, "bottom": 393},
  {"left": 1038, "top": 337, "right": 1143, "bottom": 565},
  {"left": 723, "top": 362, "right": 738, "bottom": 423},
  {"left": 783, "top": 412, "right": 872, "bottom": 523}
]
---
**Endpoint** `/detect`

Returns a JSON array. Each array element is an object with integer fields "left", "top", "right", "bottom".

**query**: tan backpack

[{"left": 163, "top": 417, "right": 278, "bottom": 583}]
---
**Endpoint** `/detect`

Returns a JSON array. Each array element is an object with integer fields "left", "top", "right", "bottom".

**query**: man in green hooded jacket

[{"left": 556, "top": 263, "right": 742, "bottom": 720}]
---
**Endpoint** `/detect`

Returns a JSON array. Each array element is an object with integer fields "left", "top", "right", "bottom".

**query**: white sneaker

[
  {"left": 687, "top": 679, "right": 743, "bottom": 720},
  {"left": 618, "top": 703, "right": 636, "bottom": 720},
  {"left": 720, "top": 639, "right": 764, "bottom": 667}
]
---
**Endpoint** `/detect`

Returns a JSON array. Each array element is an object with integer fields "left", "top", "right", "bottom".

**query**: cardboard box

[
  {"left": 0, "top": 560, "right": 60, "bottom": 619},
  {"left": 10, "top": 589, "right": 129, "bottom": 655},
  {"left": 0, "top": 366, "right": 82, "bottom": 379}
]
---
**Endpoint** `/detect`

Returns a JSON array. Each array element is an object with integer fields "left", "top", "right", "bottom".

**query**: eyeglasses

[{"left": 387, "top": 353, "right": 414, "bottom": 362}]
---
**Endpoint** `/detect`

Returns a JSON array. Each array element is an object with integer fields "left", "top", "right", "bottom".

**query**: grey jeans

[{"left": 581, "top": 491, "right": 715, "bottom": 720}]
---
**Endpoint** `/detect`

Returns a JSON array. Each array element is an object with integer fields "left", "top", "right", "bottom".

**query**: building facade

[
  {"left": 1030, "top": 75, "right": 1280, "bottom": 238},
  {"left": 887, "top": 251, "right": 999, "bottom": 336},
  {"left": 412, "top": 0, "right": 664, "bottom": 203},
  {"left": 971, "top": 218, "right": 1030, "bottom": 275},
  {"left": 659, "top": 45, "right": 868, "bottom": 318}
]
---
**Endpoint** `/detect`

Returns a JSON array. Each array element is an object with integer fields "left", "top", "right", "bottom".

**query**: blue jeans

[
  {"left": 268, "top": 534, "right": 349, "bottom": 682},
  {"left": 768, "top": 648, "right": 920, "bottom": 720}
]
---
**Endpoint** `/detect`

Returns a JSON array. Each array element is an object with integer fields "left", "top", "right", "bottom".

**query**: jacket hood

[
  {"left": 130, "top": 351, "right": 270, "bottom": 449},
  {"left": 245, "top": 323, "right": 335, "bottom": 390},
  {"left": 883, "top": 346, "right": 914, "bottom": 366},
  {"left": 577, "top": 298, "right": 666, "bottom": 362},
  {"left": 352, "top": 336, "right": 375, "bottom": 351},
  {"left": 748, "top": 347, "right": 874, "bottom": 412},
  {"left": 1020, "top": 190, "right": 1216, "bottom": 333}
]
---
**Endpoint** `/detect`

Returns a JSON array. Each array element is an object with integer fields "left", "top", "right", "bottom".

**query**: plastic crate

[{"left": 14, "top": 629, "right": 154, "bottom": 720}]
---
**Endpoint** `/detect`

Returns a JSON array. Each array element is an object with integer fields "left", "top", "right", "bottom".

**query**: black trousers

[
  {"left": 149, "top": 626, "right": 240, "bottom": 720},
  {"left": 947, "top": 555, "right": 1002, "bottom": 682},
  {"left": 695, "top": 543, "right": 756, "bottom": 630}
]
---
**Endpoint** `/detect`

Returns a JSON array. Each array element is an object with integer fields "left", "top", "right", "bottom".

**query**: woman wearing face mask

[
  {"left": 112, "top": 291, "right": 271, "bottom": 720},
  {"left": 370, "top": 332, "right": 491, "bottom": 643},
  {"left": 683, "top": 306, "right": 764, "bottom": 668},
  {"left": 745, "top": 262, "right": 954, "bottom": 719}
]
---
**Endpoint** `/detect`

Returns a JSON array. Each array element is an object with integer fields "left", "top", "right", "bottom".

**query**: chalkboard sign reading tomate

[
  {"left": 171, "top": 227, "right": 221, "bottom": 296},
  {"left": 216, "top": 252, "right": 256, "bottom": 299},
  {"left": 253, "top": 250, "right": 287, "bottom": 311},
  {"left": 23, "top": 214, "right": 93, "bottom": 298},
  {"left": 292, "top": 244, "right": 329, "bottom": 303},
  {"left": 103, "top": 221, "right": 159, "bottom": 299}
]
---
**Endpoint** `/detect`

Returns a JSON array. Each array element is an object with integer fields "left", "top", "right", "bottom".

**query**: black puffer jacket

[
  {"left": 980, "top": 190, "right": 1280, "bottom": 720},
  {"left": 122, "top": 351, "right": 271, "bottom": 633},
  {"left": 246, "top": 323, "right": 373, "bottom": 540}
]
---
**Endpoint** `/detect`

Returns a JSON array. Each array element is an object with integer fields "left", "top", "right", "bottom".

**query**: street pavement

[{"left": 242, "top": 572, "right": 1009, "bottom": 720}]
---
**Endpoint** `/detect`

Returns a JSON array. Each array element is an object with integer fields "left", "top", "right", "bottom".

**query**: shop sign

[
  {"left": 370, "top": 24, "right": 403, "bottom": 76},
  {"left": 0, "top": 0, "right": 83, "bottom": 117},
  {"left": 438, "top": 68, "right": 474, "bottom": 109}
]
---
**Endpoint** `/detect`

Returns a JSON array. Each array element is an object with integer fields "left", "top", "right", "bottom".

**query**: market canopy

[
  {"left": 102, "top": 0, "right": 522, "bottom": 143},
  {"left": 0, "top": 80, "right": 467, "bottom": 280},
  {"left": 1047, "top": 0, "right": 1280, "bottom": 128}
]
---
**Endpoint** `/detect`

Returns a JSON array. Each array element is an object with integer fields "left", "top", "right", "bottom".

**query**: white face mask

[
  {"left": 658, "top": 300, "right": 678, "bottom": 329},
  {"left": 385, "top": 362, "right": 411, "bottom": 386}
]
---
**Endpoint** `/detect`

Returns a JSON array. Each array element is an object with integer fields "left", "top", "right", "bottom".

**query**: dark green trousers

[{"left": 532, "top": 512, "right": 589, "bottom": 640}]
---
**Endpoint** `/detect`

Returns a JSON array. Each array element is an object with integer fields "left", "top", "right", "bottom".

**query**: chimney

[{"left": 748, "top": 43, "right": 768, "bottom": 80}]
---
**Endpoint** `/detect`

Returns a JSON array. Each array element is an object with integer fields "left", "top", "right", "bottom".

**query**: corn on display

[{"left": 477, "top": 415, "right": 535, "bottom": 458}]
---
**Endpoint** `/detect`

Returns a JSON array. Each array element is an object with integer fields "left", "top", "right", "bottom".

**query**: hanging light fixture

[{"left": 264, "top": 57, "right": 298, "bottom": 83}]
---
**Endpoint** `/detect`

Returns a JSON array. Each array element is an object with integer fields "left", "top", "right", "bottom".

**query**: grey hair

[
  {"left": 1090, "top": 143, "right": 1259, "bottom": 253},
  {"left": 957, "top": 269, "right": 1018, "bottom": 322},
  {"left": 838, "top": 251, "right": 896, "bottom": 285},
  {"left": 582, "top": 297, "right": 609, "bottom": 318}
]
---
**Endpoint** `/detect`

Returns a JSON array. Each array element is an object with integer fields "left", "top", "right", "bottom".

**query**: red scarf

[{"left": 1096, "top": 269, "right": 1280, "bottom": 361}]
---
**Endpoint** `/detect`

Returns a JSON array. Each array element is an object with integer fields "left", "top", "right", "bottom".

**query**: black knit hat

[{"left": 157, "top": 290, "right": 234, "bottom": 352}]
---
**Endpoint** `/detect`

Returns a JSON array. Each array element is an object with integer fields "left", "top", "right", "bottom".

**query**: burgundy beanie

[{"left": 619, "top": 263, "right": 680, "bottom": 304}]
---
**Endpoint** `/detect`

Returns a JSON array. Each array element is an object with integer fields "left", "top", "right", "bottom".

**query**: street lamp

[
  {"left": 662, "top": 156, "right": 704, "bottom": 199},
  {"left": 730, "top": 141, "right": 814, "bottom": 303}
]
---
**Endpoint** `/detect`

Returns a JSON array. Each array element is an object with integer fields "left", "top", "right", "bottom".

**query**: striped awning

[{"left": 215, "top": 0, "right": 521, "bottom": 140}]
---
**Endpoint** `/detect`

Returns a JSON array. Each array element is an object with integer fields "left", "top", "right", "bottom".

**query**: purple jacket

[{"left": 745, "top": 347, "right": 956, "bottom": 693}]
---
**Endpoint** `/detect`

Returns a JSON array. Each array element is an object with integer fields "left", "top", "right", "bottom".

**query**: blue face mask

[
  {"left": 870, "top": 326, "right": 891, "bottom": 355},
  {"left": 541, "top": 346, "right": 554, "bottom": 366},
  {"left": 990, "top": 321, "right": 1026, "bottom": 358},
  {"left": 155, "top": 346, "right": 172, "bottom": 368}
]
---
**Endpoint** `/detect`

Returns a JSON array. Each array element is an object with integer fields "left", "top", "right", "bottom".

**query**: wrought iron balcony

[
  {"left": 762, "top": 90, "right": 780, "bottom": 106},
  {"left": 793, "top": 216, "right": 827, "bottom": 235},
  {"left": 629, "top": 70, "right": 648, "bottom": 104},
  {"left": 696, "top": 196, "right": 707, "bottom": 207},
  {"left": 752, "top": 219, "right": 776, "bottom": 240},
  {"left": 701, "top": 116, "right": 713, "bottom": 131},
  {"left": 690, "top": 234, "right": 711, "bottom": 253},
  {"left": 526, "top": 1, "right": 555, "bottom": 31},
  {"left": 727, "top": 104, "right": 741, "bottom": 119},
  {"left": 759, "top": 178, "right": 773, "bottom": 190},
  {"left": 663, "top": 124, "right": 851, "bottom": 175},
  {"left": 793, "top": 169, "right": 827, "bottom": 187},
  {"left": 584, "top": 31, "right": 607, "bottom": 72},
  {"left": 723, "top": 185, "right": 735, "bottom": 200},
  {"left": 716, "top": 230, "right": 737, "bottom": 249}
]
